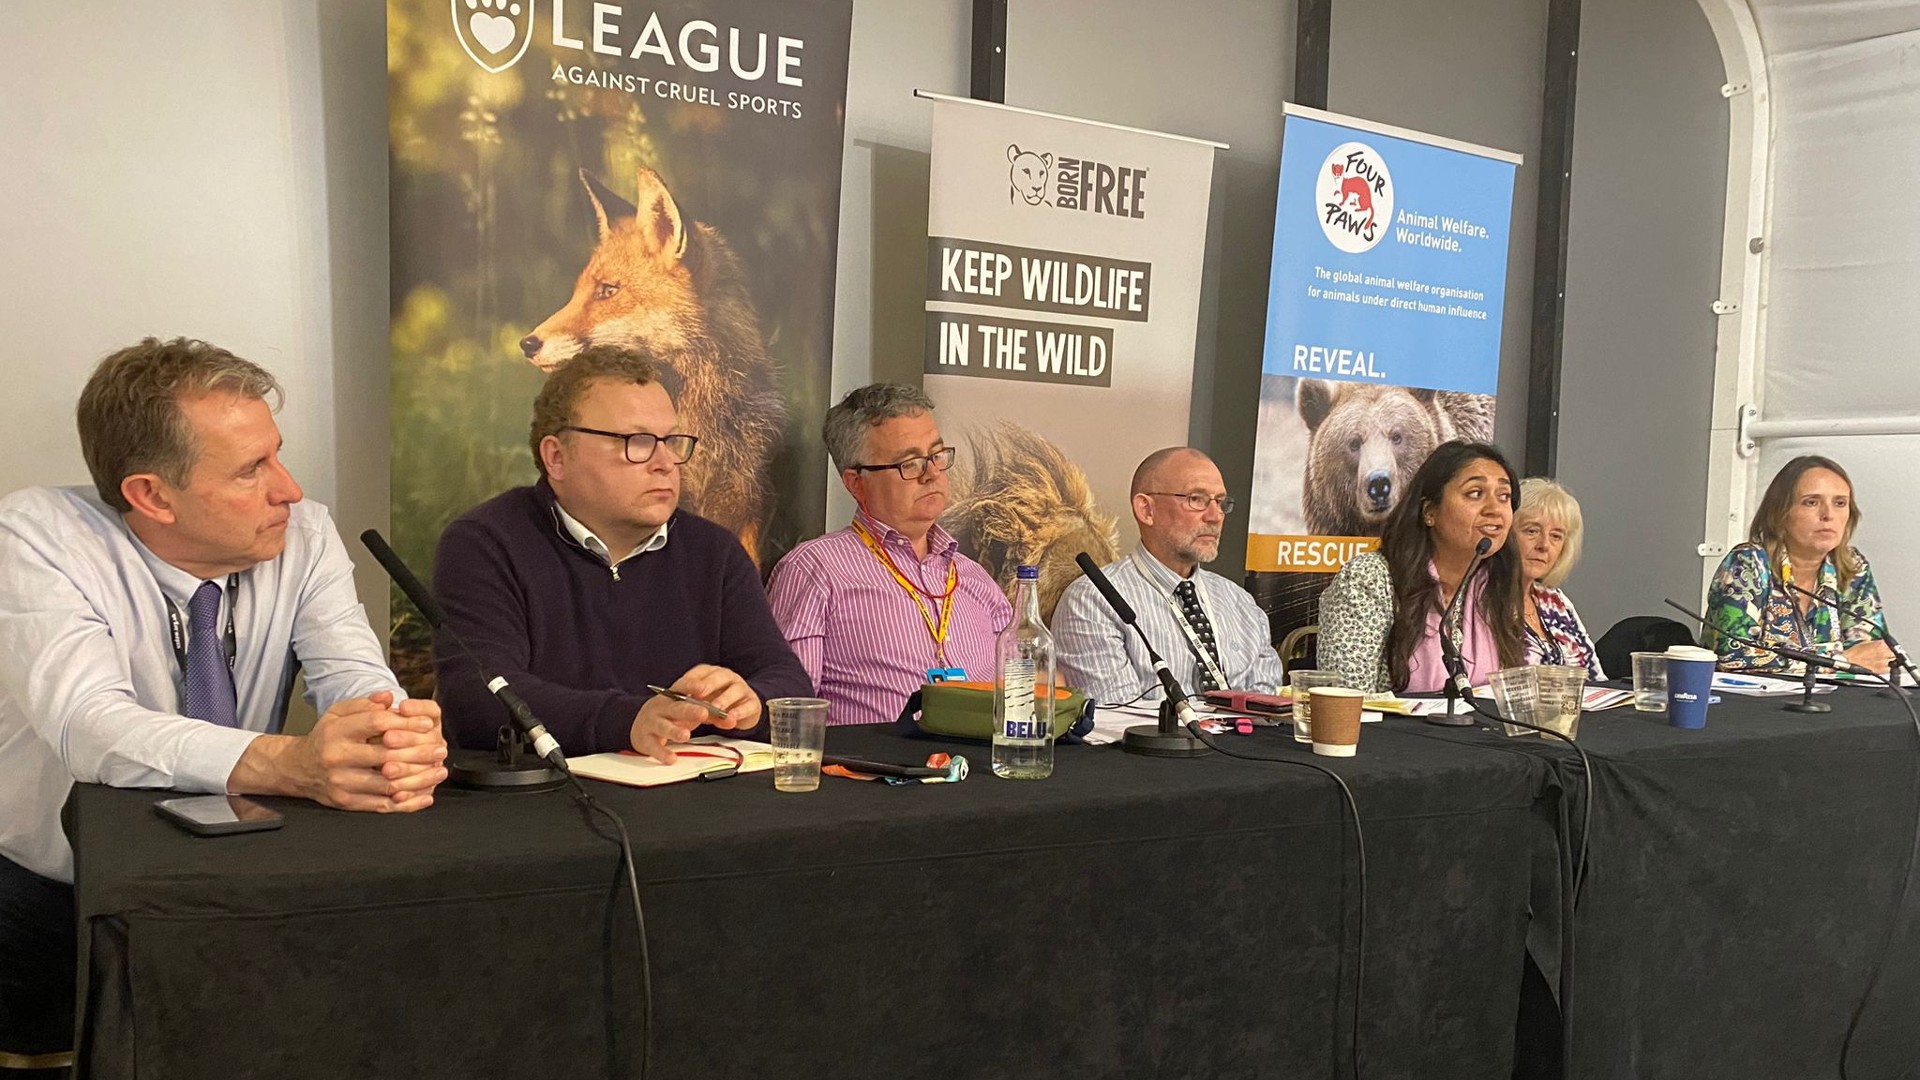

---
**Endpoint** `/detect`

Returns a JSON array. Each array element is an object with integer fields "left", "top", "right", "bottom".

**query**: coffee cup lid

[{"left": 1664, "top": 645, "right": 1718, "bottom": 662}]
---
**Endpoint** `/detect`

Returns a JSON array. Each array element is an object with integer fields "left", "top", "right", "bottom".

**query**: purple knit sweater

[{"left": 431, "top": 481, "right": 811, "bottom": 753}]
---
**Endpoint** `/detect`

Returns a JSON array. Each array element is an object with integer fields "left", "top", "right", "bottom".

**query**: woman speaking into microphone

[
  {"left": 1704, "top": 455, "right": 1892, "bottom": 674},
  {"left": 1317, "top": 440, "right": 1525, "bottom": 693}
]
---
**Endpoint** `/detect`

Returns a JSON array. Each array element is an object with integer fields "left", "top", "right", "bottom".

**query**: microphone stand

[
  {"left": 1786, "top": 580, "right": 1917, "bottom": 700},
  {"left": 1073, "top": 553, "right": 1208, "bottom": 757},
  {"left": 1430, "top": 539, "right": 1491, "bottom": 728},
  {"left": 1661, "top": 598, "right": 1897, "bottom": 715}
]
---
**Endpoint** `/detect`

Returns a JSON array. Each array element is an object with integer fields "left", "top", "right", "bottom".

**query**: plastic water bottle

[{"left": 992, "top": 565, "right": 1055, "bottom": 779}]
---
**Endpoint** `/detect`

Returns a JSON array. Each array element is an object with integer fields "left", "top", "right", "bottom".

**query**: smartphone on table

[{"left": 154, "top": 795, "right": 285, "bottom": 837}]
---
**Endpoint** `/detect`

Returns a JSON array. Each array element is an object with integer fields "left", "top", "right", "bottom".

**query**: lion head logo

[{"left": 1007, "top": 145, "right": 1054, "bottom": 206}]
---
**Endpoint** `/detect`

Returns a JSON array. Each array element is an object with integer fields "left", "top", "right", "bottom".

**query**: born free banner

[{"left": 920, "top": 92, "right": 1224, "bottom": 620}]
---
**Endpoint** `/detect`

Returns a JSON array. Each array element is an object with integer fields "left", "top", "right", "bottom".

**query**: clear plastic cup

[
  {"left": 768, "top": 698, "right": 829, "bottom": 792},
  {"left": 1289, "top": 669, "right": 1345, "bottom": 744},
  {"left": 1631, "top": 651, "right": 1669, "bottom": 713}
]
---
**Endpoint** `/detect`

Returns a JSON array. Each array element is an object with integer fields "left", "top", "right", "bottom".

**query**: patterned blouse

[
  {"left": 1704, "top": 543, "right": 1885, "bottom": 674},
  {"left": 1525, "top": 584, "right": 1603, "bottom": 680},
  {"left": 1317, "top": 551, "right": 1504, "bottom": 694}
]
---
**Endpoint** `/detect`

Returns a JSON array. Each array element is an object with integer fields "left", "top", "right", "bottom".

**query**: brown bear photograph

[{"left": 1249, "top": 374, "right": 1495, "bottom": 538}]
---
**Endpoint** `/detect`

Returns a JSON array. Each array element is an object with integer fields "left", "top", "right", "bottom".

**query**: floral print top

[
  {"left": 1525, "top": 584, "right": 1604, "bottom": 680},
  {"left": 1704, "top": 543, "right": 1884, "bottom": 674}
]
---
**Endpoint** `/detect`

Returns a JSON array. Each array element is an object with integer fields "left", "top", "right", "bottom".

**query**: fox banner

[
  {"left": 1245, "top": 104, "right": 1520, "bottom": 640},
  {"left": 387, "top": 0, "right": 853, "bottom": 689},
  {"left": 920, "top": 92, "right": 1224, "bottom": 619}
]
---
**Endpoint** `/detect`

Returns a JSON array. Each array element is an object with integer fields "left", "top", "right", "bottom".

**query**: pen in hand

[{"left": 646, "top": 684, "right": 730, "bottom": 720}]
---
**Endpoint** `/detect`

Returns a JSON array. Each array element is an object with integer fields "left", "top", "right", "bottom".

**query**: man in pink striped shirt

[{"left": 768, "top": 385, "right": 1011, "bottom": 726}]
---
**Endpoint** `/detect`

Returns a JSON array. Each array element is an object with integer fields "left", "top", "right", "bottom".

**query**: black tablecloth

[
  {"left": 68, "top": 723, "right": 1545, "bottom": 1080},
  {"left": 1416, "top": 685, "right": 1920, "bottom": 1080}
]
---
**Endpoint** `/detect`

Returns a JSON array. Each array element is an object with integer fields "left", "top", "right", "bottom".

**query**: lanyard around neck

[
  {"left": 851, "top": 519, "right": 957, "bottom": 663},
  {"left": 166, "top": 574, "right": 240, "bottom": 674},
  {"left": 1131, "top": 550, "right": 1229, "bottom": 688}
]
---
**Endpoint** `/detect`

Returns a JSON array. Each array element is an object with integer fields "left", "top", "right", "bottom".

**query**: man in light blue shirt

[
  {"left": 1051, "top": 447, "right": 1285, "bottom": 705},
  {"left": 0, "top": 338, "right": 447, "bottom": 1065}
]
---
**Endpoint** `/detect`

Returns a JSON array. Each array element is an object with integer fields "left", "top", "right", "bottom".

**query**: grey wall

[
  {"left": 1555, "top": 0, "right": 1727, "bottom": 636},
  {"left": 1328, "top": 0, "right": 1549, "bottom": 461},
  {"left": 1004, "top": 0, "right": 1295, "bottom": 575}
]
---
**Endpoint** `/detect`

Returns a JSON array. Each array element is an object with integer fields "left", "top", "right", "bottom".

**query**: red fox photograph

[{"left": 387, "top": 0, "right": 853, "bottom": 691}]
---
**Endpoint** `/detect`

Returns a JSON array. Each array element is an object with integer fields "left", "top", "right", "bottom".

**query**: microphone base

[
  {"left": 447, "top": 749, "right": 569, "bottom": 792},
  {"left": 1122, "top": 724, "right": 1211, "bottom": 757},
  {"left": 1422, "top": 710, "right": 1478, "bottom": 727},
  {"left": 1781, "top": 700, "right": 1833, "bottom": 714}
]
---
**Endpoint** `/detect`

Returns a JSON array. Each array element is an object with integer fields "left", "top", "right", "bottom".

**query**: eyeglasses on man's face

[
  {"left": 849, "top": 445, "right": 957, "bottom": 481},
  {"left": 561, "top": 426, "right": 699, "bottom": 465},
  {"left": 1145, "top": 491, "right": 1236, "bottom": 515}
]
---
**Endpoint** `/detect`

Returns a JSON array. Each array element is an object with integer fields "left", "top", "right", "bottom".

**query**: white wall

[
  {"left": 0, "top": 0, "right": 393, "bottom": 634},
  {"left": 1743, "top": 0, "right": 1920, "bottom": 627}
]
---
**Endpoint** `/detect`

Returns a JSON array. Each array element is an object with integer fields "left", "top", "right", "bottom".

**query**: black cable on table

[
  {"left": 1186, "top": 723, "right": 1367, "bottom": 1080},
  {"left": 566, "top": 778, "right": 652, "bottom": 1080}
]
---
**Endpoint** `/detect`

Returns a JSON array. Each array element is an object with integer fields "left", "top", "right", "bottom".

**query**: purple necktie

[{"left": 180, "top": 581, "right": 238, "bottom": 727}]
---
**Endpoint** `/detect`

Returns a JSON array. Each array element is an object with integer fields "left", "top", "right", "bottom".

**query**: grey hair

[
  {"left": 1516, "top": 476, "right": 1585, "bottom": 588},
  {"left": 77, "top": 337, "right": 283, "bottom": 513},
  {"left": 822, "top": 383, "right": 936, "bottom": 470}
]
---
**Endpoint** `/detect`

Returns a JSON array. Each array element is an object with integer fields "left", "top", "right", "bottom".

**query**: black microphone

[
  {"left": 1431, "top": 536, "right": 1494, "bottom": 725},
  {"left": 360, "top": 529, "right": 570, "bottom": 772},
  {"left": 1785, "top": 580, "right": 1914, "bottom": 684},
  {"left": 1074, "top": 551, "right": 1206, "bottom": 757},
  {"left": 1662, "top": 597, "right": 1878, "bottom": 677}
]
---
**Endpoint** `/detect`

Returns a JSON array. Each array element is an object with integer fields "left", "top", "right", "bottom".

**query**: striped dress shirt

[
  {"left": 767, "top": 512, "right": 1012, "bottom": 726},
  {"left": 1051, "top": 548, "right": 1285, "bottom": 706}
]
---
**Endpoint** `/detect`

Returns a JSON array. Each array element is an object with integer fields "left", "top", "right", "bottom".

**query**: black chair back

[{"left": 1595, "top": 616, "right": 1697, "bottom": 680}]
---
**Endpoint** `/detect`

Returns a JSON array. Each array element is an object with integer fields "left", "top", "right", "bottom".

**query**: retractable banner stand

[
  {"left": 920, "top": 92, "right": 1224, "bottom": 620},
  {"left": 1246, "top": 104, "right": 1520, "bottom": 645},
  {"left": 386, "top": 0, "right": 853, "bottom": 691}
]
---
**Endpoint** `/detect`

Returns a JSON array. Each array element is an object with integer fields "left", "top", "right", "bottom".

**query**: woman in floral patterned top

[
  {"left": 1514, "top": 478, "right": 1604, "bottom": 679},
  {"left": 1318, "top": 441, "right": 1526, "bottom": 693},
  {"left": 1704, "top": 455, "right": 1891, "bottom": 675}
]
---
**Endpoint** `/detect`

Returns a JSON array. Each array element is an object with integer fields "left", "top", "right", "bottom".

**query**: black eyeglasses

[
  {"left": 1145, "top": 491, "right": 1236, "bottom": 514},
  {"left": 561, "top": 426, "right": 699, "bottom": 465},
  {"left": 849, "top": 445, "right": 957, "bottom": 480}
]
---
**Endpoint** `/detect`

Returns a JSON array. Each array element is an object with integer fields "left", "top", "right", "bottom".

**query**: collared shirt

[
  {"left": 1051, "top": 547, "right": 1285, "bottom": 705},
  {"left": 767, "top": 511, "right": 1011, "bottom": 726},
  {"left": 553, "top": 501, "right": 669, "bottom": 568},
  {"left": 0, "top": 486, "right": 403, "bottom": 882}
]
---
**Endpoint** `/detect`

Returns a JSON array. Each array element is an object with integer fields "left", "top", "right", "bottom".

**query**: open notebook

[{"left": 569, "top": 736, "right": 775, "bottom": 788}]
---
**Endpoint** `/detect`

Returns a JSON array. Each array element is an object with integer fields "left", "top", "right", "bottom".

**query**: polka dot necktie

[
  {"left": 1175, "top": 579, "right": 1223, "bottom": 692},
  {"left": 181, "top": 581, "right": 238, "bottom": 727}
]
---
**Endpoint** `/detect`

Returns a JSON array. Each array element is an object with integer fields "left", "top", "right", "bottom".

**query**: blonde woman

[{"left": 1514, "top": 478, "right": 1603, "bottom": 679}]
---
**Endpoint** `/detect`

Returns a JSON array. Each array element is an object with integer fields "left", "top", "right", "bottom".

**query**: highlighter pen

[{"left": 645, "top": 684, "right": 730, "bottom": 720}]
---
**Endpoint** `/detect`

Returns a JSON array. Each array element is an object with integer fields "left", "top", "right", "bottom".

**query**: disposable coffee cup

[
  {"left": 1309, "top": 687, "right": 1365, "bottom": 757},
  {"left": 1664, "top": 646, "right": 1718, "bottom": 730}
]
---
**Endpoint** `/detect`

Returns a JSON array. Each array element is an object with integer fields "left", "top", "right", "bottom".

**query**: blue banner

[
  {"left": 1261, "top": 110, "right": 1517, "bottom": 397},
  {"left": 1245, "top": 106, "right": 1517, "bottom": 591}
]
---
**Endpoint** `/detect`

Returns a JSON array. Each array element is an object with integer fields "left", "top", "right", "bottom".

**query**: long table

[
  {"left": 1409, "top": 684, "right": 1920, "bottom": 1080},
  {"left": 67, "top": 723, "right": 1546, "bottom": 1080}
]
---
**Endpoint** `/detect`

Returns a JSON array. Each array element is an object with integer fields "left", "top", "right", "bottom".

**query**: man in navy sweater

[{"left": 431, "top": 346, "right": 811, "bottom": 763}]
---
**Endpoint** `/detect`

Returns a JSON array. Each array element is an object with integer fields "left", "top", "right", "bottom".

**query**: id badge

[{"left": 926, "top": 666, "right": 967, "bottom": 683}]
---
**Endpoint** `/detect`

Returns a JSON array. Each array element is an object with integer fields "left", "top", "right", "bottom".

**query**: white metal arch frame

[{"left": 1693, "top": 0, "right": 1772, "bottom": 602}]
